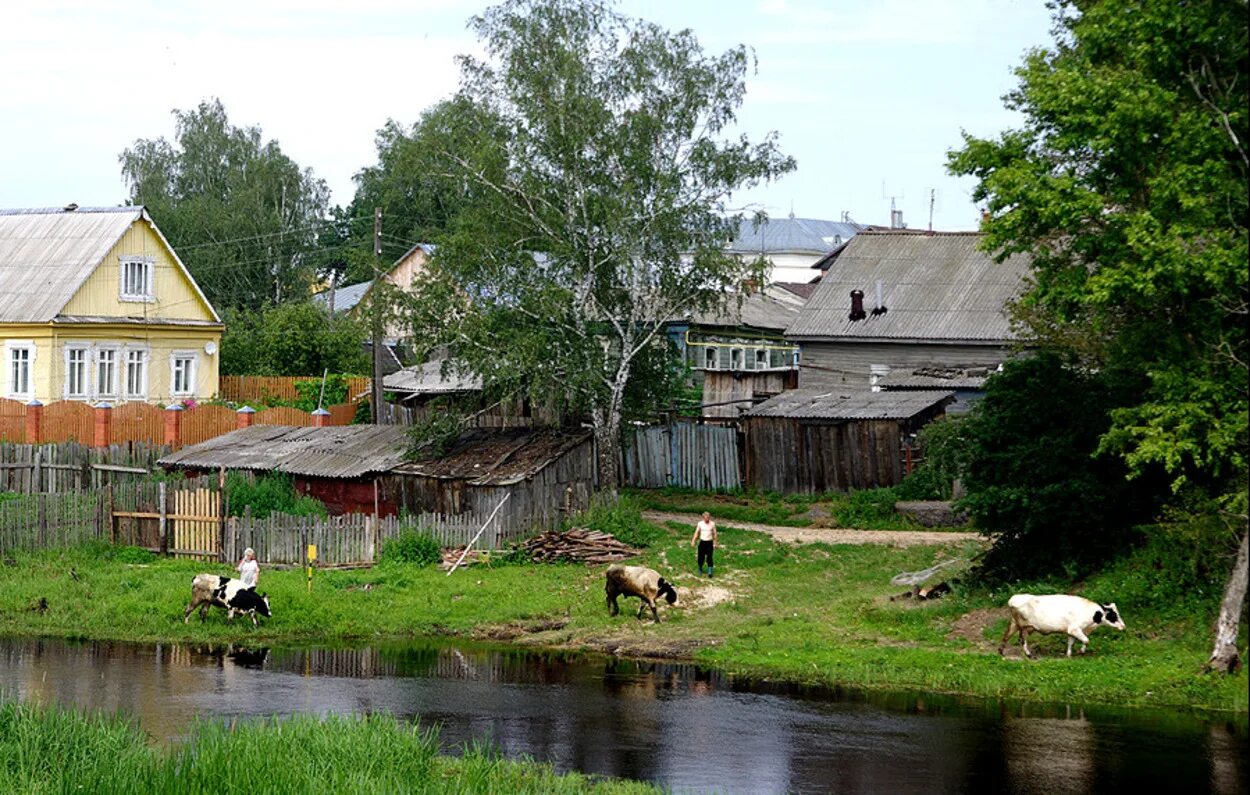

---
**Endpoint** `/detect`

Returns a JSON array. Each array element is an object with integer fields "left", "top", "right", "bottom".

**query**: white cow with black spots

[{"left": 999, "top": 594, "right": 1125, "bottom": 658}]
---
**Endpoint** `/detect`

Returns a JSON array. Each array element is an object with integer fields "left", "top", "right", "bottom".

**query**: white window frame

[
  {"left": 729, "top": 347, "right": 745, "bottom": 371},
  {"left": 94, "top": 344, "right": 120, "bottom": 400},
  {"left": 5, "top": 341, "right": 36, "bottom": 400},
  {"left": 169, "top": 350, "right": 198, "bottom": 397},
  {"left": 123, "top": 346, "right": 149, "bottom": 400},
  {"left": 702, "top": 346, "right": 719, "bottom": 371},
  {"left": 63, "top": 343, "right": 91, "bottom": 400},
  {"left": 754, "top": 348, "right": 769, "bottom": 370},
  {"left": 119, "top": 255, "right": 156, "bottom": 302}
]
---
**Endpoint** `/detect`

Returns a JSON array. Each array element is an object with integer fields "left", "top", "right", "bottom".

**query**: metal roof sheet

[
  {"left": 728, "top": 216, "right": 865, "bottom": 256},
  {"left": 686, "top": 284, "right": 808, "bottom": 332},
  {"left": 159, "top": 424, "right": 411, "bottom": 478},
  {"left": 747, "top": 388, "right": 954, "bottom": 420},
  {"left": 391, "top": 427, "right": 590, "bottom": 486},
  {"left": 785, "top": 231, "right": 1030, "bottom": 342},
  {"left": 384, "top": 359, "right": 483, "bottom": 395},
  {"left": 312, "top": 280, "right": 372, "bottom": 314},
  {"left": 0, "top": 207, "right": 141, "bottom": 322}
]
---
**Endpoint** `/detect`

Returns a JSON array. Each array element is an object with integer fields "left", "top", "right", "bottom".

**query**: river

[{"left": 0, "top": 637, "right": 1244, "bottom": 794}]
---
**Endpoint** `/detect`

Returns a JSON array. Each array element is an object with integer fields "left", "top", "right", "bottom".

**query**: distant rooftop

[{"left": 728, "top": 215, "right": 866, "bottom": 256}]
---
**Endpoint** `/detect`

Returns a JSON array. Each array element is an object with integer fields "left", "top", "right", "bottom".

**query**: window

[
  {"left": 124, "top": 349, "right": 147, "bottom": 398},
  {"left": 65, "top": 346, "right": 89, "bottom": 399},
  {"left": 702, "top": 346, "right": 719, "bottom": 370},
  {"left": 755, "top": 348, "right": 769, "bottom": 370},
  {"left": 96, "top": 347, "right": 118, "bottom": 398},
  {"left": 6, "top": 344, "right": 34, "bottom": 399},
  {"left": 730, "top": 347, "right": 744, "bottom": 370},
  {"left": 120, "top": 256, "right": 154, "bottom": 301},
  {"left": 170, "top": 352, "right": 196, "bottom": 396}
]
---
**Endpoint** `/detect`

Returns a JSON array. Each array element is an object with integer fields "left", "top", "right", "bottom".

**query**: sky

[{"left": 0, "top": 0, "right": 1054, "bottom": 232}]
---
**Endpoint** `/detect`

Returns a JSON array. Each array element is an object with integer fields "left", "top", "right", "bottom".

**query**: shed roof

[
  {"left": 384, "top": 359, "right": 483, "bottom": 395},
  {"left": 0, "top": 206, "right": 219, "bottom": 323},
  {"left": 728, "top": 216, "right": 865, "bottom": 256},
  {"left": 786, "top": 231, "right": 1030, "bottom": 342},
  {"left": 685, "top": 284, "right": 808, "bottom": 333},
  {"left": 391, "top": 427, "right": 590, "bottom": 486},
  {"left": 747, "top": 388, "right": 954, "bottom": 420},
  {"left": 159, "top": 424, "right": 410, "bottom": 478}
]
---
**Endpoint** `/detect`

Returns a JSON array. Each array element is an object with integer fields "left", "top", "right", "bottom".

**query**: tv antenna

[{"left": 882, "top": 181, "right": 905, "bottom": 229}]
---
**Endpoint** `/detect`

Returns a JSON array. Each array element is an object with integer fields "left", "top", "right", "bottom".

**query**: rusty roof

[
  {"left": 787, "top": 231, "right": 1030, "bottom": 342},
  {"left": 159, "top": 424, "right": 411, "bottom": 478},
  {"left": 391, "top": 427, "right": 591, "bottom": 485},
  {"left": 747, "top": 388, "right": 954, "bottom": 420}
]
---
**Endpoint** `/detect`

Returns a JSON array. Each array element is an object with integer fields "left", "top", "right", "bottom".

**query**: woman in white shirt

[
  {"left": 237, "top": 547, "right": 260, "bottom": 589},
  {"left": 689, "top": 512, "right": 717, "bottom": 577}
]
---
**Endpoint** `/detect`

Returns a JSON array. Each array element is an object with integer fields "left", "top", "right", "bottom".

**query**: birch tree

[{"left": 399, "top": 0, "right": 794, "bottom": 485}]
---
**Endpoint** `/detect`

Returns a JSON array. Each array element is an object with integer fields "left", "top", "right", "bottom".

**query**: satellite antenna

[
  {"left": 882, "top": 181, "right": 905, "bottom": 229},
  {"left": 928, "top": 188, "right": 936, "bottom": 231}
]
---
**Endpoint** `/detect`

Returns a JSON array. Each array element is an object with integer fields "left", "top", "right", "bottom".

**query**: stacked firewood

[
  {"left": 521, "top": 528, "right": 640, "bottom": 564},
  {"left": 440, "top": 547, "right": 488, "bottom": 570}
]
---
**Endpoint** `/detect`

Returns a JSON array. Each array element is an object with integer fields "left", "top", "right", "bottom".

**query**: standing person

[
  {"left": 690, "top": 512, "right": 717, "bottom": 577},
  {"left": 237, "top": 547, "right": 259, "bottom": 589}
]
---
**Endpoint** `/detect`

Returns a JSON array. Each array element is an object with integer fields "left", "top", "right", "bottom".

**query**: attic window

[
  {"left": 120, "top": 256, "right": 155, "bottom": 302},
  {"left": 703, "top": 346, "right": 719, "bottom": 370}
]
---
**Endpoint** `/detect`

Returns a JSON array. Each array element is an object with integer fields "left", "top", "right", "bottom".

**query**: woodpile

[
  {"left": 440, "top": 546, "right": 488, "bottom": 570},
  {"left": 521, "top": 528, "right": 640, "bottom": 564}
]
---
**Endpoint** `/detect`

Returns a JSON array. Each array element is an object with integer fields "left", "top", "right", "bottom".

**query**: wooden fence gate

[{"left": 111, "top": 482, "right": 222, "bottom": 560}]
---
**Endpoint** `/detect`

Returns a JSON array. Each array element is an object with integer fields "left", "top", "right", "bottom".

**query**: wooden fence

[
  {"left": 0, "top": 491, "right": 105, "bottom": 552},
  {"left": 622, "top": 421, "right": 742, "bottom": 491},
  {"left": 219, "top": 375, "right": 372, "bottom": 404},
  {"left": 0, "top": 398, "right": 23, "bottom": 443},
  {"left": 0, "top": 442, "right": 169, "bottom": 494}
]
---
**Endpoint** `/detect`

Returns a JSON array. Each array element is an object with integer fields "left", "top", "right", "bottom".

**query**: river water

[{"left": 0, "top": 637, "right": 1245, "bottom": 794}]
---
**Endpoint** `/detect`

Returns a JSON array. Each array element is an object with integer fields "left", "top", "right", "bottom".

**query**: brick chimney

[{"left": 849, "top": 289, "right": 866, "bottom": 322}]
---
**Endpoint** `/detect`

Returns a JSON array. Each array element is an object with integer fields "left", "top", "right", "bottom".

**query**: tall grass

[{"left": 0, "top": 701, "right": 656, "bottom": 794}]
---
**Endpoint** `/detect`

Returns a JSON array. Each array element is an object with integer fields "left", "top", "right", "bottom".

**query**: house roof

[
  {"left": 686, "top": 284, "right": 809, "bottom": 333},
  {"left": 384, "top": 359, "right": 483, "bottom": 395},
  {"left": 158, "top": 424, "right": 411, "bottom": 479},
  {"left": 785, "top": 230, "right": 1030, "bottom": 342},
  {"left": 313, "top": 242, "right": 435, "bottom": 315},
  {"left": 879, "top": 366, "right": 995, "bottom": 390},
  {"left": 0, "top": 205, "right": 219, "bottom": 324},
  {"left": 391, "top": 427, "right": 590, "bottom": 486},
  {"left": 747, "top": 388, "right": 954, "bottom": 420},
  {"left": 728, "top": 215, "right": 865, "bottom": 256},
  {"left": 774, "top": 282, "right": 819, "bottom": 300}
]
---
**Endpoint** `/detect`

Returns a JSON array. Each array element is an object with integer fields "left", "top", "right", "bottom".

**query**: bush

[
  {"left": 831, "top": 487, "right": 908, "bottom": 529},
  {"left": 381, "top": 529, "right": 442, "bottom": 566},
  {"left": 108, "top": 546, "right": 158, "bottom": 564},
  {"left": 896, "top": 416, "right": 971, "bottom": 500},
  {"left": 226, "top": 472, "right": 327, "bottom": 519},
  {"left": 576, "top": 494, "right": 664, "bottom": 548}
]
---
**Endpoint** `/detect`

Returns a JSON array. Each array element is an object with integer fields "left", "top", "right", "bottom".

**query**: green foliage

[
  {"left": 107, "top": 546, "right": 157, "bottom": 564},
  {"left": 220, "top": 303, "right": 368, "bottom": 376},
  {"left": 119, "top": 98, "right": 331, "bottom": 311},
  {"left": 575, "top": 495, "right": 664, "bottom": 548},
  {"left": 956, "top": 354, "right": 1165, "bottom": 580},
  {"left": 404, "top": 404, "right": 465, "bottom": 460},
  {"left": 948, "top": 0, "right": 1248, "bottom": 513},
  {"left": 897, "top": 417, "right": 972, "bottom": 500},
  {"left": 0, "top": 492, "right": 19, "bottom": 505},
  {"left": 832, "top": 488, "right": 911, "bottom": 530},
  {"left": 380, "top": 529, "right": 443, "bottom": 566},
  {"left": 292, "top": 372, "right": 351, "bottom": 411},
  {"left": 391, "top": 0, "right": 794, "bottom": 480},
  {"left": 225, "top": 472, "right": 326, "bottom": 519}
]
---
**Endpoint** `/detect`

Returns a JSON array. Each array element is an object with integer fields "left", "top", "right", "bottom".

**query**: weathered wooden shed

[
  {"left": 744, "top": 389, "right": 953, "bottom": 493},
  {"left": 382, "top": 427, "right": 594, "bottom": 538},
  {"left": 158, "top": 424, "right": 410, "bottom": 515}
]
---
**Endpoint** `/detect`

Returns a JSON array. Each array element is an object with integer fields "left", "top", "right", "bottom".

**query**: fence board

[
  {"left": 112, "top": 402, "right": 164, "bottom": 446},
  {"left": 623, "top": 421, "right": 741, "bottom": 491},
  {"left": 256, "top": 406, "right": 313, "bottom": 427},
  {"left": 181, "top": 404, "right": 238, "bottom": 446},
  {"left": 0, "top": 398, "right": 24, "bottom": 443},
  {"left": 220, "top": 376, "right": 372, "bottom": 405},
  {"left": 42, "top": 402, "right": 94, "bottom": 444}
]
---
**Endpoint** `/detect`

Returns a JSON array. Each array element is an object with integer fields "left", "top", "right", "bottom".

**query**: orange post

[
  {"left": 92, "top": 403, "right": 112, "bottom": 448},
  {"left": 237, "top": 406, "right": 255, "bottom": 429},
  {"left": 25, "top": 400, "right": 43, "bottom": 444},
  {"left": 312, "top": 408, "right": 331, "bottom": 428},
  {"left": 164, "top": 403, "right": 183, "bottom": 448}
]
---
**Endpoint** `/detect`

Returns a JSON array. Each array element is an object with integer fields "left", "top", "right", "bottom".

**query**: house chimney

[
  {"left": 63, "top": 203, "right": 78, "bottom": 212},
  {"left": 849, "top": 289, "right": 866, "bottom": 321},
  {"left": 871, "top": 279, "right": 888, "bottom": 317},
  {"left": 980, "top": 208, "right": 991, "bottom": 228},
  {"left": 890, "top": 208, "right": 905, "bottom": 229}
]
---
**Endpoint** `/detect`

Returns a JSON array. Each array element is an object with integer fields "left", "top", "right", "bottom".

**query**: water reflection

[{"left": 0, "top": 638, "right": 1245, "bottom": 795}]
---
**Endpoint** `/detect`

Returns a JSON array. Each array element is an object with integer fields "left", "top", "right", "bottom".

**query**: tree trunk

[
  {"left": 594, "top": 416, "right": 621, "bottom": 493},
  {"left": 1206, "top": 529, "right": 1249, "bottom": 674}
]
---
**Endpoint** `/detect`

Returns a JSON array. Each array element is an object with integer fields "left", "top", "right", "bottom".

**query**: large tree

[
  {"left": 120, "top": 99, "right": 332, "bottom": 310},
  {"left": 949, "top": 0, "right": 1247, "bottom": 671},
  {"left": 399, "top": 0, "right": 793, "bottom": 485}
]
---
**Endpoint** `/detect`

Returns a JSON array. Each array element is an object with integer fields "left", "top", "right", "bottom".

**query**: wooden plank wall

[
  {"left": 621, "top": 422, "right": 741, "bottom": 491},
  {"left": 744, "top": 417, "right": 905, "bottom": 493}
]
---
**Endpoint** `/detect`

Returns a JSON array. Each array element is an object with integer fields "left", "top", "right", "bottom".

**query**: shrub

[
  {"left": 109, "top": 546, "right": 157, "bottom": 564},
  {"left": 381, "top": 529, "right": 442, "bottom": 566},
  {"left": 576, "top": 494, "right": 664, "bottom": 548},
  {"left": 226, "top": 472, "right": 327, "bottom": 519},
  {"left": 896, "top": 416, "right": 971, "bottom": 500},
  {"left": 830, "top": 487, "right": 909, "bottom": 529}
]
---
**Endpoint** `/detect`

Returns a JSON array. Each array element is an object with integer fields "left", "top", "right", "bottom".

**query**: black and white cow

[
  {"left": 999, "top": 593, "right": 1125, "bottom": 658},
  {"left": 183, "top": 573, "right": 271, "bottom": 626}
]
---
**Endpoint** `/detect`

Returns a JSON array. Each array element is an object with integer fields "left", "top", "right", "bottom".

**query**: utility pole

[{"left": 371, "top": 207, "right": 385, "bottom": 425}]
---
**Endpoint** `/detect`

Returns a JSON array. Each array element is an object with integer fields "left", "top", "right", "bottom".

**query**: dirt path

[{"left": 642, "top": 510, "right": 983, "bottom": 548}]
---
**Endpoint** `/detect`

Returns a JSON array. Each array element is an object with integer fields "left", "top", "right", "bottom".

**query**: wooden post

[
  {"left": 32, "top": 448, "right": 42, "bottom": 494},
  {"left": 107, "top": 482, "right": 115, "bottom": 545},
  {"left": 25, "top": 400, "right": 43, "bottom": 445},
  {"left": 217, "top": 466, "right": 227, "bottom": 562},
  {"left": 37, "top": 493, "right": 47, "bottom": 546},
  {"left": 158, "top": 481, "right": 168, "bottom": 556}
]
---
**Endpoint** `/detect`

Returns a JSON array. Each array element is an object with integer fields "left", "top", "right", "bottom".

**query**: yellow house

[{"left": 0, "top": 205, "right": 223, "bottom": 405}]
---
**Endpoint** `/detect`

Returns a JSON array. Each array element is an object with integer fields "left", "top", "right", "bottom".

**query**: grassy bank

[
  {"left": 625, "top": 485, "right": 930, "bottom": 530},
  {"left": 0, "top": 507, "right": 1245, "bottom": 714},
  {"left": 0, "top": 700, "right": 655, "bottom": 794}
]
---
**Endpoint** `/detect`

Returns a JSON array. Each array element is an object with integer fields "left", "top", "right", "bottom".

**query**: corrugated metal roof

[
  {"left": 785, "top": 231, "right": 1030, "bottom": 342},
  {"left": 384, "top": 359, "right": 483, "bottom": 395},
  {"left": 728, "top": 216, "right": 865, "bottom": 256},
  {"left": 686, "top": 284, "right": 808, "bottom": 332},
  {"left": 312, "top": 280, "right": 372, "bottom": 314},
  {"left": 159, "top": 424, "right": 411, "bottom": 478},
  {"left": 391, "top": 427, "right": 590, "bottom": 486},
  {"left": 747, "top": 388, "right": 954, "bottom": 419},
  {"left": 879, "top": 366, "right": 993, "bottom": 389},
  {"left": 0, "top": 207, "right": 141, "bottom": 322}
]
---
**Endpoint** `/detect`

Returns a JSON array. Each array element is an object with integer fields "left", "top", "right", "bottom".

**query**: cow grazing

[
  {"left": 999, "top": 594, "right": 1124, "bottom": 659},
  {"left": 183, "top": 574, "right": 271, "bottom": 626},
  {"left": 605, "top": 565, "right": 677, "bottom": 623}
]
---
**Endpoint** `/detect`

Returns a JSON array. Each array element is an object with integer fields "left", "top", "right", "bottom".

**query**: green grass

[
  {"left": 0, "top": 700, "right": 656, "bottom": 794},
  {"left": 626, "top": 485, "right": 929, "bottom": 530},
  {"left": 0, "top": 516, "right": 1245, "bottom": 715}
]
